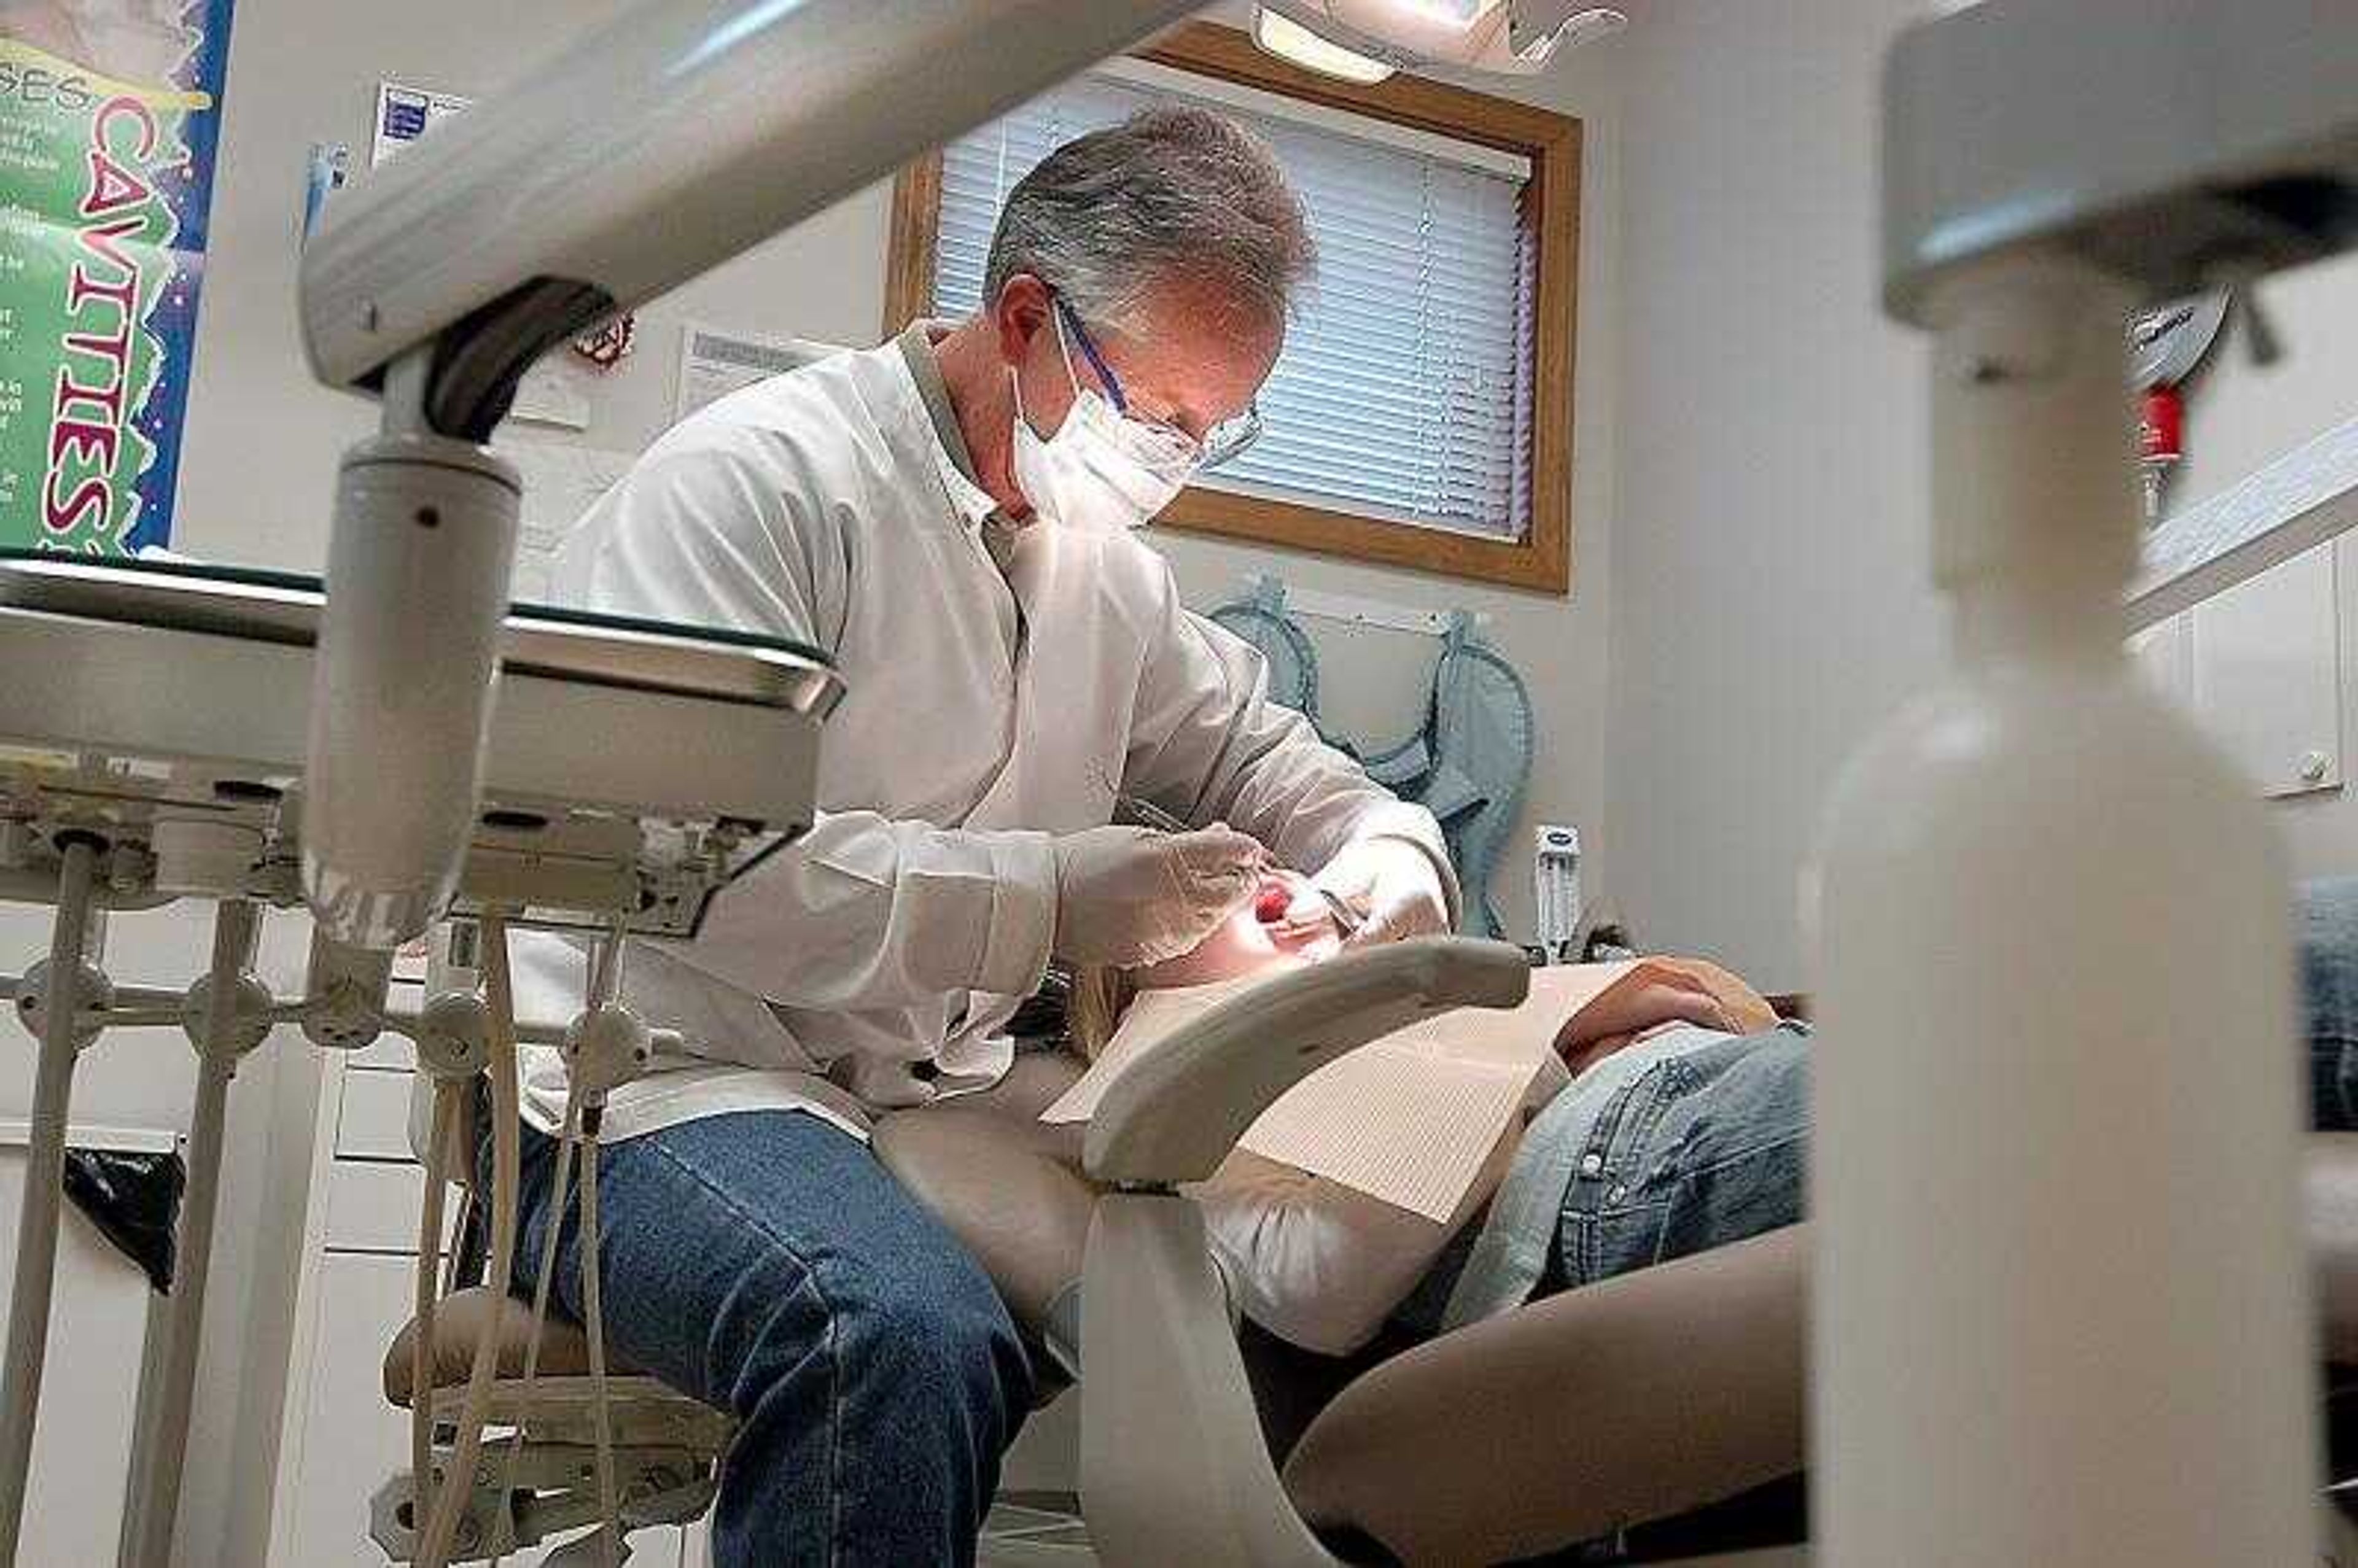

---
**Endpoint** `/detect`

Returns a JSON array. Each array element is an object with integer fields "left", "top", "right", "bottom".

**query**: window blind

[{"left": 932, "top": 70, "right": 1537, "bottom": 543}]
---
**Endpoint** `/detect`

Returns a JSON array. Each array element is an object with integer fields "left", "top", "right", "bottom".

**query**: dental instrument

[
  {"left": 0, "top": 550, "right": 837, "bottom": 1568},
  {"left": 1119, "top": 794, "right": 1359, "bottom": 938},
  {"left": 1533, "top": 824, "right": 1581, "bottom": 965},
  {"left": 1113, "top": 794, "right": 1190, "bottom": 835}
]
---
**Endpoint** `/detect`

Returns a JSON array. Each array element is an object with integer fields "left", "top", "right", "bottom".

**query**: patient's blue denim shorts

[
  {"left": 1399, "top": 874, "right": 2358, "bottom": 1331},
  {"left": 1546, "top": 1023, "right": 1811, "bottom": 1292},
  {"left": 1538, "top": 874, "right": 2358, "bottom": 1294}
]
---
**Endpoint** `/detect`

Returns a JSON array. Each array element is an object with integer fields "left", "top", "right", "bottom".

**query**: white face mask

[{"left": 1008, "top": 312, "right": 1189, "bottom": 532}]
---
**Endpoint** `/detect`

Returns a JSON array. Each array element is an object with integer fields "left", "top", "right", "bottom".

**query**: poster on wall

[
  {"left": 371, "top": 80, "right": 469, "bottom": 168},
  {"left": 0, "top": 0, "right": 236, "bottom": 556}
]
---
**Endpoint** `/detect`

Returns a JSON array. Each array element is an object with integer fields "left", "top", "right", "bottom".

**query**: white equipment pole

[
  {"left": 0, "top": 838, "right": 103, "bottom": 1564},
  {"left": 1810, "top": 4, "right": 2358, "bottom": 1555},
  {"left": 122, "top": 899, "right": 265, "bottom": 1567},
  {"left": 1809, "top": 257, "right": 2317, "bottom": 1565}
]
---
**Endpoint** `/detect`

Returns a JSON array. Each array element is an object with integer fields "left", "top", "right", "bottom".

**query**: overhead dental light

[
  {"left": 1253, "top": 6, "right": 1395, "bottom": 83},
  {"left": 1250, "top": 1, "right": 1627, "bottom": 80}
]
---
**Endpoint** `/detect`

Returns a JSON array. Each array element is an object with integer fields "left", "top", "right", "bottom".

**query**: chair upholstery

[
  {"left": 1282, "top": 1133, "right": 2358, "bottom": 1564},
  {"left": 2311, "top": 1133, "right": 2358, "bottom": 1364},
  {"left": 383, "top": 1285, "right": 649, "bottom": 1408},
  {"left": 872, "top": 1051, "right": 1094, "bottom": 1329}
]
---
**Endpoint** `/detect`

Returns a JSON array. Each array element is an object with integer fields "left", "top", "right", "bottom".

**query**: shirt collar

[{"left": 895, "top": 320, "right": 1001, "bottom": 530}]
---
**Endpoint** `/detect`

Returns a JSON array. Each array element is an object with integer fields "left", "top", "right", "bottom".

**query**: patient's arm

[{"left": 1553, "top": 957, "right": 1783, "bottom": 1076}]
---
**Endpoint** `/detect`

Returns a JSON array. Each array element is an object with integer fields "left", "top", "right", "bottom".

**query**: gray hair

[{"left": 982, "top": 105, "right": 1315, "bottom": 336}]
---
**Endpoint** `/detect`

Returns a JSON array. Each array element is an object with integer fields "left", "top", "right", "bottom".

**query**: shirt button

[{"left": 1578, "top": 1152, "right": 1605, "bottom": 1176}]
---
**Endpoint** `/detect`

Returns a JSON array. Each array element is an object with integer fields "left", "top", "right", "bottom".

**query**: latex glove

[
  {"left": 1052, "top": 824, "right": 1268, "bottom": 968},
  {"left": 1313, "top": 835, "right": 1450, "bottom": 951}
]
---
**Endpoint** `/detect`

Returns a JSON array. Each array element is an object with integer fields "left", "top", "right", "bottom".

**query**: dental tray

[{"left": 0, "top": 550, "right": 842, "bottom": 937}]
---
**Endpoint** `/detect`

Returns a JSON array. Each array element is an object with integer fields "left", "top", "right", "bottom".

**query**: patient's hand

[{"left": 1556, "top": 960, "right": 1743, "bottom": 1077}]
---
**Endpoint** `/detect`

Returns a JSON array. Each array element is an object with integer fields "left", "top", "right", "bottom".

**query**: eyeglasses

[{"left": 1054, "top": 297, "right": 1264, "bottom": 473}]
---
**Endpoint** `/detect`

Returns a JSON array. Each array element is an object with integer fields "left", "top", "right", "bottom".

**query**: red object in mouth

[{"left": 1254, "top": 883, "right": 1293, "bottom": 924}]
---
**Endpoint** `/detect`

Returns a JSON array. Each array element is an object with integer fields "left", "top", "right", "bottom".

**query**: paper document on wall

[
  {"left": 372, "top": 81, "right": 471, "bottom": 168},
  {"left": 675, "top": 323, "right": 838, "bottom": 422},
  {"left": 494, "top": 438, "right": 637, "bottom": 603},
  {"left": 1045, "top": 962, "right": 1644, "bottom": 1222}
]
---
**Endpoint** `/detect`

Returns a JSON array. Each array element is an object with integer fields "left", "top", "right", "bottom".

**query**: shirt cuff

[{"left": 978, "top": 829, "right": 1059, "bottom": 997}]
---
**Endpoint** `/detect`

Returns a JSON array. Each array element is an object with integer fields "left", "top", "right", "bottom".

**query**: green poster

[{"left": 1, "top": 1, "right": 236, "bottom": 554}]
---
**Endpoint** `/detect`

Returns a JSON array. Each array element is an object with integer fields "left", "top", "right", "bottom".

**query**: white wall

[
  {"left": 1605, "top": 0, "right": 1935, "bottom": 992},
  {"left": 174, "top": 0, "right": 897, "bottom": 572},
  {"left": 1603, "top": 1, "right": 2358, "bottom": 994},
  {"left": 18, "top": 4, "right": 1626, "bottom": 1561}
]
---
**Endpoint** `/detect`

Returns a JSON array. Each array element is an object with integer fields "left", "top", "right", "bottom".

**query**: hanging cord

[
  {"left": 418, "top": 909, "right": 524, "bottom": 1568},
  {"left": 482, "top": 926, "right": 619, "bottom": 1564},
  {"left": 576, "top": 918, "right": 627, "bottom": 1566},
  {"left": 488, "top": 1086, "right": 579, "bottom": 1530},
  {"left": 577, "top": 1095, "right": 621, "bottom": 1567},
  {"left": 411, "top": 1079, "right": 463, "bottom": 1556}
]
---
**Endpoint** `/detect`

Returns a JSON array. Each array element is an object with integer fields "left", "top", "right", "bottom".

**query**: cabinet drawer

[
  {"left": 344, "top": 1031, "right": 418, "bottom": 1071},
  {"left": 335, "top": 1069, "right": 420, "bottom": 1162},
  {"left": 324, "top": 1159, "right": 460, "bottom": 1256}
]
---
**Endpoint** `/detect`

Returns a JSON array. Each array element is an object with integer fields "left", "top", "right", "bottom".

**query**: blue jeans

[
  {"left": 478, "top": 1109, "right": 1032, "bottom": 1568},
  {"left": 1528, "top": 875, "right": 2358, "bottom": 1296}
]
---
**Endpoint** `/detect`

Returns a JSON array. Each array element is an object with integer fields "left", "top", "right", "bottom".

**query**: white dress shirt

[{"left": 510, "top": 326, "right": 1451, "bottom": 1142}]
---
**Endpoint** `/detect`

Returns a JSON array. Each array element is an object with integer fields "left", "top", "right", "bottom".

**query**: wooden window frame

[{"left": 881, "top": 20, "right": 1581, "bottom": 595}]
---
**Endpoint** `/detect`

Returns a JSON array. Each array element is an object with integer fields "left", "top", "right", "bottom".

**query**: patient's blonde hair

[{"left": 1067, "top": 966, "right": 1139, "bottom": 1061}]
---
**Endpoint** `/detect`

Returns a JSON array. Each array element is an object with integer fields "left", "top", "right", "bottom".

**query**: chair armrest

[{"left": 1083, "top": 937, "right": 1530, "bottom": 1189}]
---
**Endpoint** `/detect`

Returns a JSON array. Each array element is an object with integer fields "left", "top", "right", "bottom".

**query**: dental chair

[
  {"left": 381, "top": 938, "right": 2358, "bottom": 1566},
  {"left": 880, "top": 939, "right": 1815, "bottom": 1567}
]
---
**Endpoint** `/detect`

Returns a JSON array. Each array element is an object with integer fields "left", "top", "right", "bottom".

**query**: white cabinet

[
  {"left": 2136, "top": 539, "right": 2343, "bottom": 801},
  {"left": 0, "top": 1133, "right": 164, "bottom": 1568},
  {"left": 336, "top": 1069, "right": 423, "bottom": 1162},
  {"left": 2190, "top": 540, "right": 2343, "bottom": 798},
  {"left": 270, "top": 1049, "right": 461, "bottom": 1568},
  {"left": 281, "top": 1251, "right": 422, "bottom": 1566}
]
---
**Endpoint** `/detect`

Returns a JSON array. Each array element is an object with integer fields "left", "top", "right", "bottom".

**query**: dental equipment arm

[
  {"left": 296, "top": 0, "right": 1204, "bottom": 950},
  {"left": 1810, "top": 4, "right": 2358, "bottom": 1563},
  {"left": 1078, "top": 937, "right": 1527, "bottom": 1568},
  {"left": 1880, "top": 0, "right": 2358, "bottom": 330}
]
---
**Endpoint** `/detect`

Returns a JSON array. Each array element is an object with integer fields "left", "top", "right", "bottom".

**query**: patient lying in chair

[
  {"left": 1032, "top": 872, "right": 2358, "bottom": 1364},
  {"left": 1055, "top": 869, "right": 1784, "bottom": 1356}
]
